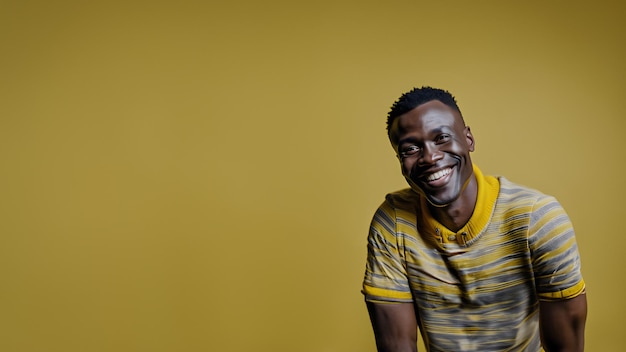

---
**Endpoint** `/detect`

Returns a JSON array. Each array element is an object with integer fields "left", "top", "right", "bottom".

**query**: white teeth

[{"left": 426, "top": 168, "right": 451, "bottom": 182}]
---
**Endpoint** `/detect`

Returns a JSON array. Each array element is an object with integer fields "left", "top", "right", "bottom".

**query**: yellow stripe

[
  {"left": 362, "top": 284, "right": 413, "bottom": 300},
  {"left": 538, "top": 280, "right": 586, "bottom": 301}
]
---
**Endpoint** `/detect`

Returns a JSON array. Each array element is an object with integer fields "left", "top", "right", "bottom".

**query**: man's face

[{"left": 389, "top": 100, "right": 475, "bottom": 207}]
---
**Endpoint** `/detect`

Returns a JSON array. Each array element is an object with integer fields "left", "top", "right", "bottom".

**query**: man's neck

[{"left": 429, "top": 174, "right": 478, "bottom": 233}]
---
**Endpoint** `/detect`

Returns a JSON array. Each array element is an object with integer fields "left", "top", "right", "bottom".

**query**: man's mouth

[{"left": 425, "top": 167, "right": 452, "bottom": 182}]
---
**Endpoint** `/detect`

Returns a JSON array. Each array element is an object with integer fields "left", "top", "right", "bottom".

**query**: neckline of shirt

[{"left": 417, "top": 165, "right": 500, "bottom": 248}]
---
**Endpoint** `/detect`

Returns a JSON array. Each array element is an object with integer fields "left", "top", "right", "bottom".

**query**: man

[{"left": 362, "top": 87, "right": 587, "bottom": 352}]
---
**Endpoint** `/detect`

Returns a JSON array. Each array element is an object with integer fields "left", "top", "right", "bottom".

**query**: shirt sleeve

[
  {"left": 362, "top": 197, "right": 413, "bottom": 303},
  {"left": 528, "top": 195, "right": 585, "bottom": 301}
]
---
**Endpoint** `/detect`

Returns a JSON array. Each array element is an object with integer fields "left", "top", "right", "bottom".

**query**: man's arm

[
  {"left": 539, "top": 294, "right": 587, "bottom": 352},
  {"left": 366, "top": 301, "right": 418, "bottom": 352}
]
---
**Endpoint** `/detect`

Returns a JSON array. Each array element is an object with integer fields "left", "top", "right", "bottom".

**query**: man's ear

[{"left": 465, "top": 126, "right": 475, "bottom": 152}]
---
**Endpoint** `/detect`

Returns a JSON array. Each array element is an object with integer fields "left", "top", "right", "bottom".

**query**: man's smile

[
  {"left": 425, "top": 167, "right": 452, "bottom": 182},
  {"left": 415, "top": 166, "right": 455, "bottom": 190}
]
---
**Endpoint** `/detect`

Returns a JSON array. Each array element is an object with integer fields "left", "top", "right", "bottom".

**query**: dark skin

[
  {"left": 368, "top": 100, "right": 587, "bottom": 351},
  {"left": 389, "top": 100, "right": 476, "bottom": 232}
]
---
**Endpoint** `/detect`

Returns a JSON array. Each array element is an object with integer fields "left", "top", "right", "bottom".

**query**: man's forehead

[
  {"left": 389, "top": 101, "right": 464, "bottom": 143},
  {"left": 396, "top": 102, "right": 462, "bottom": 129}
]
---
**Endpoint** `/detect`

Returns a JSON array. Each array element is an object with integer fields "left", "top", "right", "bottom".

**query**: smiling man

[{"left": 362, "top": 87, "right": 587, "bottom": 352}]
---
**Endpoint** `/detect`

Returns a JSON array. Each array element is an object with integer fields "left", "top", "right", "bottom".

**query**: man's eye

[
  {"left": 436, "top": 134, "right": 451, "bottom": 143},
  {"left": 401, "top": 145, "right": 420, "bottom": 157}
]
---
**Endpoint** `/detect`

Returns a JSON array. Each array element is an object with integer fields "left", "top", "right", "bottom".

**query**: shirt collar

[{"left": 417, "top": 165, "right": 500, "bottom": 248}]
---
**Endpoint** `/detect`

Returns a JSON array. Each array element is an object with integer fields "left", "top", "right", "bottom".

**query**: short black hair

[{"left": 387, "top": 86, "right": 463, "bottom": 134}]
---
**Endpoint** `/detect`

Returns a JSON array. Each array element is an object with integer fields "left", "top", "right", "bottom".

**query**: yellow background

[{"left": 1, "top": 1, "right": 624, "bottom": 351}]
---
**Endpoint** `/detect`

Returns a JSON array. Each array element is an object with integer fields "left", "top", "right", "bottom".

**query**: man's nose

[{"left": 418, "top": 144, "right": 443, "bottom": 166}]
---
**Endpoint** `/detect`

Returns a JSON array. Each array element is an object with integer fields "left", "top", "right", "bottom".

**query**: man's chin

[
  {"left": 406, "top": 178, "right": 455, "bottom": 207},
  {"left": 424, "top": 195, "right": 452, "bottom": 208}
]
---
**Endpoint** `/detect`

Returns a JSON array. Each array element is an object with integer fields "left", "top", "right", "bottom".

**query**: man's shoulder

[
  {"left": 372, "top": 189, "right": 422, "bottom": 219},
  {"left": 496, "top": 176, "right": 555, "bottom": 205},
  {"left": 386, "top": 187, "right": 417, "bottom": 198},
  {"left": 384, "top": 188, "right": 420, "bottom": 206}
]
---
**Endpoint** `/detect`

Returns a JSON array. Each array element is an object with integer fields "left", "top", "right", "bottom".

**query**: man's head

[
  {"left": 387, "top": 87, "right": 475, "bottom": 207},
  {"left": 387, "top": 86, "right": 463, "bottom": 139}
]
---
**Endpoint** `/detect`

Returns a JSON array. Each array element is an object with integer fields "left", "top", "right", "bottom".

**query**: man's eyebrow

[
  {"left": 397, "top": 126, "right": 450, "bottom": 145},
  {"left": 430, "top": 126, "right": 452, "bottom": 134},
  {"left": 397, "top": 136, "right": 419, "bottom": 146}
]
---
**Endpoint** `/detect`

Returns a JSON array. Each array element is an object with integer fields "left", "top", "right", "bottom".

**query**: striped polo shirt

[{"left": 362, "top": 166, "right": 585, "bottom": 351}]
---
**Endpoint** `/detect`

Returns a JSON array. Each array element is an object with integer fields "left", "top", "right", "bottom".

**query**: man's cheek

[{"left": 401, "top": 162, "right": 412, "bottom": 177}]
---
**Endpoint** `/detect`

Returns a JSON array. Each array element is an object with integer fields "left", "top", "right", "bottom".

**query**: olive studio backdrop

[{"left": 1, "top": 1, "right": 624, "bottom": 351}]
